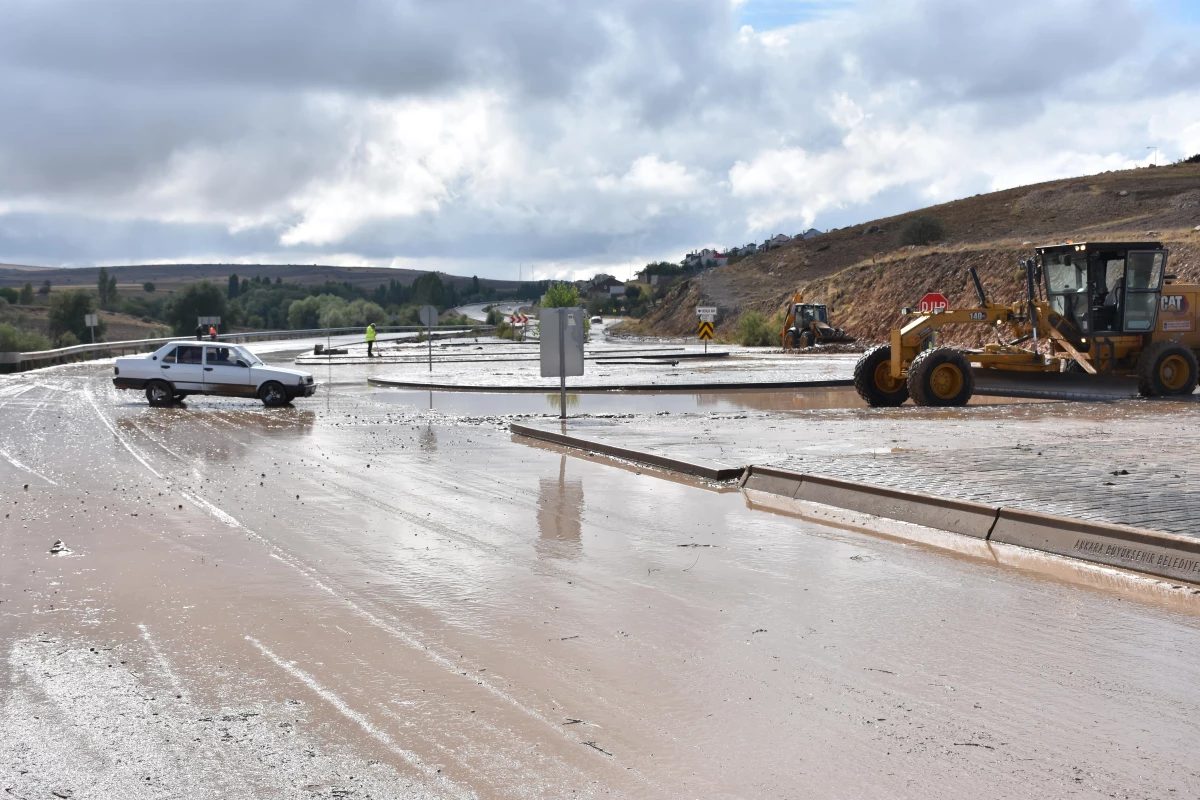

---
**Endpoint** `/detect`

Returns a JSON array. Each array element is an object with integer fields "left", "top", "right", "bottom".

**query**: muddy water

[
  {"left": 3, "top": 361, "right": 1200, "bottom": 797},
  {"left": 372, "top": 387, "right": 1047, "bottom": 416}
]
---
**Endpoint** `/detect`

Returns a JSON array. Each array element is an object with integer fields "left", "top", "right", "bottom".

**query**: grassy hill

[{"left": 632, "top": 162, "right": 1200, "bottom": 347}]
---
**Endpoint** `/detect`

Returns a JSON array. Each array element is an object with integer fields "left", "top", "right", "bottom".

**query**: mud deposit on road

[{"left": 5, "top": 351, "right": 1200, "bottom": 797}]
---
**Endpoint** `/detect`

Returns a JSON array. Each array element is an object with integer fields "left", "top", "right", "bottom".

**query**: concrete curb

[
  {"left": 509, "top": 423, "right": 743, "bottom": 481},
  {"left": 741, "top": 464, "right": 1200, "bottom": 584},
  {"left": 375, "top": 377, "right": 854, "bottom": 394}
]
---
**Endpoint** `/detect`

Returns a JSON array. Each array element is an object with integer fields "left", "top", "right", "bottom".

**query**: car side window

[
  {"left": 161, "top": 347, "right": 177, "bottom": 364},
  {"left": 177, "top": 345, "right": 203, "bottom": 364},
  {"left": 205, "top": 347, "right": 233, "bottom": 365}
]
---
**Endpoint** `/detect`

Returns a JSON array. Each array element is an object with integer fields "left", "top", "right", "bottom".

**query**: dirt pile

[{"left": 634, "top": 163, "right": 1200, "bottom": 346}]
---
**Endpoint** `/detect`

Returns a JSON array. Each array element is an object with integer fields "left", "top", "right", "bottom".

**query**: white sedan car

[{"left": 113, "top": 341, "right": 316, "bottom": 407}]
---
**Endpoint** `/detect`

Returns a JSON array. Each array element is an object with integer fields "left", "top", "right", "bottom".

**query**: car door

[
  {"left": 203, "top": 345, "right": 255, "bottom": 396},
  {"left": 161, "top": 344, "right": 206, "bottom": 390}
]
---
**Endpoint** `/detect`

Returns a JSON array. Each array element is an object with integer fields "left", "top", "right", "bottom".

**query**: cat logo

[{"left": 1161, "top": 295, "right": 1189, "bottom": 313}]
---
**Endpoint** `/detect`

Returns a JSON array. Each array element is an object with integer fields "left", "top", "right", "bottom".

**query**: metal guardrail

[{"left": 0, "top": 325, "right": 494, "bottom": 373}]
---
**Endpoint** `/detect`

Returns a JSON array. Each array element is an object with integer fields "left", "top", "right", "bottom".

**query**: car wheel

[
  {"left": 145, "top": 381, "right": 173, "bottom": 407},
  {"left": 259, "top": 381, "right": 287, "bottom": 407}
]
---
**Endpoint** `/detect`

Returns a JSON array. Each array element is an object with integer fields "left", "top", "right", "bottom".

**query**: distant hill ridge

[{"left": 0, "top": 262, "right": 521, "bottom": 293}]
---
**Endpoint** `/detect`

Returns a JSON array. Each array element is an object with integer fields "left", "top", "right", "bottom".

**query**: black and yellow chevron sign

[{"left": 697, "top": 320, "right": 714, "bottom": 340}]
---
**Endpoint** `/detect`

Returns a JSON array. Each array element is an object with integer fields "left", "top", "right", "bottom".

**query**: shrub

[
  {"left": 495, "top": 320, "right": 516, "bottom": 340},
  {"left": 0, "top": 287, "right": 17, "bottom": 303},
  {"left": 143, "top": 282, "right": 156, "bottom": 293},
  {"left": 0, "top": 323, "right": 51, "bottom": 352},
  {"left": 899, "top": 214, "right": 946, "bottom": 246},
  {"left": 56, "top": 331, "right": 80, "bottom": 347},
  {"left": 542, "top": 282, "right": 580, "bottom": 308},
  {"left": 485, "top": 308, "right": 503, "bottom": 325},
  {"left": 737, "top": 311, "right": 775, "bottom": 346},
  {"left": 18, "top": 283, "right": 34, "bottom": 304}
]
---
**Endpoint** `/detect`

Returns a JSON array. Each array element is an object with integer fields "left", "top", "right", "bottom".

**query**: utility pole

[{"left": 1148, "top": 146, "right": 1158, "bottom": 167}]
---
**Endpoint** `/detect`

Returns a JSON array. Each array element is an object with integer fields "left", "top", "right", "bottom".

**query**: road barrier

[
  {"left": 0, "top": 325, "right": 491, "bottom": 373},
  {"left": 740, "top": 464, "right": 1200, "bottom": 584},
  {"left": 990, "top": 508, "right": 1200, "bottom": 584}
]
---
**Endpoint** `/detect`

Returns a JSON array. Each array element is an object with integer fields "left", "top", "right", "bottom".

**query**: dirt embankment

[
  {"left": 0, "top": 305, "right": 169, "bottom": 342},
  {"left": 633, "top": 163, "right": 1200, "bottom": 346}
]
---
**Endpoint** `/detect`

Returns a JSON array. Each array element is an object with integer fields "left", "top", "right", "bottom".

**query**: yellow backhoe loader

[
  {"left": 780, "top": 294, "right": 854, "bottom": 349},
  {"left": 853, "top": 241, "right": 1199, "bottom": 406}
]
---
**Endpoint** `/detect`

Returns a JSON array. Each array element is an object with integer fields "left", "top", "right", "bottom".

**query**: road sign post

[
  {"left": 419, "top": 305, "right": 439, "bottom": 371},
  {"left": 696, "top": 307, "right": 717, "bottom": 353},
  {"left": 540, "top": 308, "right": 585, "bottom": 421},
  {"left": 84, "top": 313, "right": 98, "bottom": 344}
]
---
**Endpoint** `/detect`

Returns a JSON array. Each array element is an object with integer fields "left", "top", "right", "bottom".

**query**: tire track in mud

[{"left": 77, "top": 376, "right": 648, "bottom": 791}]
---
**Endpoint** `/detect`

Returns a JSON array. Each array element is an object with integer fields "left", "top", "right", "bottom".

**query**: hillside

[
  {"left": 0, "top": 262, "right": 521, "bottom": 294},
  {"left": 633, "top": 163, "right": 1200, "bottom": 347}
]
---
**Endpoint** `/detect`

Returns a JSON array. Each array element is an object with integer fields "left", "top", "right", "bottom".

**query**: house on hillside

[
  {"left": 587, "top": 275, "right": 627, "bottom": 297},
  {"left": 799, "top": 228, "right": 822, "bottom": 240},
  {"left": 760, "top": 233, "right": 793, "bottom": 251}
]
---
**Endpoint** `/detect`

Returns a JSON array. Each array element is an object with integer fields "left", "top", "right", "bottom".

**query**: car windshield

[{"left": 234, "top": 346, "right": 263, "bottom": 365}]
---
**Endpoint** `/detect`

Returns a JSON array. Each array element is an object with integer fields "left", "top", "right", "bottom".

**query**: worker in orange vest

[{"left": 208, "top": 324, "right": 217, "bottom": 341}]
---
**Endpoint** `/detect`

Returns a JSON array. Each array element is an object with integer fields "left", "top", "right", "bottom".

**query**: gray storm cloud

[{"left": 0, "top": 0, "right": 1197, "bottom": 273}]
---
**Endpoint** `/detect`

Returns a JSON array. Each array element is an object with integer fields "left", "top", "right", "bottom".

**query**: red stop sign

[{"left": 919, "top": 292, "right": 948, "bottom": 314}]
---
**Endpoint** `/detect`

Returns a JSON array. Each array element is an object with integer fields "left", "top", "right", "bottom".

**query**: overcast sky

[{"left": 1, "top": 0, "right": 1198, "bottom": 280}]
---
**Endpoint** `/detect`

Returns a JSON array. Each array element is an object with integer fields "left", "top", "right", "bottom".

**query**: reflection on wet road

[{"left": 3, "top": 357, "right": 1200, "bottom": 798}]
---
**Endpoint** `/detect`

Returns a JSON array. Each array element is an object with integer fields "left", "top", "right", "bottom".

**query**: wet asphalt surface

[{"left": 4, "top": 341, "right": 1200, "bottom": 798}]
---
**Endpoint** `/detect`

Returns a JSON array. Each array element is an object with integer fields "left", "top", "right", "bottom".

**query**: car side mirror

[{"left": 236, "top": 360, "right": 249, "bottom": 368}]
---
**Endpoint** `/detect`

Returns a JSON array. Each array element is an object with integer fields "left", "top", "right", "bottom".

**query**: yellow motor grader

[
  {"left": 853, "top": 241, "right": 1199, "bottom": 406},
  {"left": 780, "top": 294, "right": 854, "bottom": 349}
]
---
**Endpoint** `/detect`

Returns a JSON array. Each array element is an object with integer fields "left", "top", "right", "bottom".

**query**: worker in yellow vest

[{"left": 366, "top": 323, "right": 377, "bottom": 357}]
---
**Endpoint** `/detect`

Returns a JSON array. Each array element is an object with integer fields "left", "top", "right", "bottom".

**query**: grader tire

[
  {"left": 908, "top": 347, "right": 974, "bottom": 407},
  {"left": 853, "top": 345, "right": 909, "bottom": 407},
  {"left": 1137, "top": 341, "right": 1198, "bottom": 397}
]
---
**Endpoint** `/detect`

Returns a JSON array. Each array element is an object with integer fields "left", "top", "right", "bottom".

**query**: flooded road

[{"left": 4, "top": 351, "right": 1200, "bottom": 798}]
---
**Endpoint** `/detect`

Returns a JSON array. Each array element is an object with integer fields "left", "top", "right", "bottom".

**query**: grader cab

[
  {"left": 853, "top": 241, "right": 1199, "bottom": 406},
  {"left": 781, "top": 294, "right": 854, "bottom": 349}
]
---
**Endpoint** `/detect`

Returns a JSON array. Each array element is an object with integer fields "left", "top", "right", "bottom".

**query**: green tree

[
  {"left": 163, "top": 281, "right": 228, "bottom": 335},
  {"left": 542, "top": 282, "right": 580, "bottom": 308},
  {"left": 18, "top": 282, "right": 34, "bottom": 304},
  {"left": 38, "top": 280, "right": 51, "bottom": 296},
  {"left": 143, "top": 282, "right": 156, "bottom": 293},
  {"left": 97, "top": 268, "right": 110, "bottom": 305},
  {"left": 737, "top": 311, "right": 774, "bottom": 346},
  {"left": 471, "top": 275, "right": 481, "bottom": 295},
  {"left": 107, "top": 273, "right": 118, "bottom": 305},
  {"left": 0, "top": 288, "right": 17, "bottom": 303},
  {"left": 227, "top": 273, "right": 240, "bottom": 299},
  {"left": 900, "top": 214, "right": 947, "bottom": 246},
  {"left": 49, "top": 289, "right": 104, "bottom": 343}
]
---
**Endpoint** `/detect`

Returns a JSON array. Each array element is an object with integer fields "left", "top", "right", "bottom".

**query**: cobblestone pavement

[{"left": 549, "top": 395, "right": 1200, "bottom": 536}]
